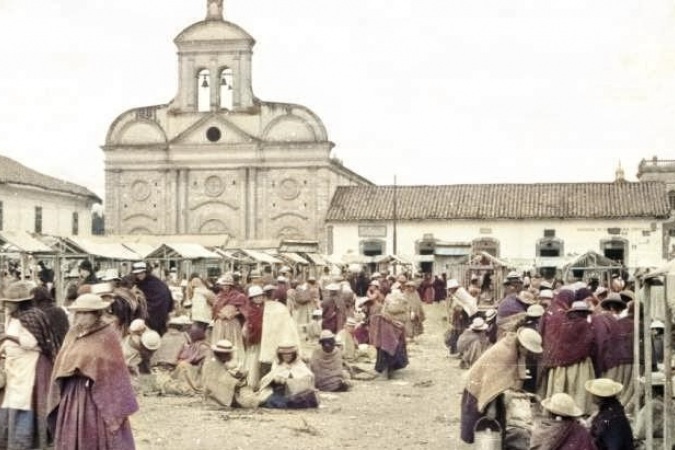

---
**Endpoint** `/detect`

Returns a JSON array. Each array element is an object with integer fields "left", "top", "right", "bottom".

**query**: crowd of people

[
  {"left": 0, "top": 261, "right": 430, "bottom": 449},
  {"left": 449, "top": 270, "right": 666, "bottom": 450}
]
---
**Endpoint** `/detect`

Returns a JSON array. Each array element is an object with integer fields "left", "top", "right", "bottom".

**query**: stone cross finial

[{"left": 206, "top": 0, "right": 224, "bottom": 21}]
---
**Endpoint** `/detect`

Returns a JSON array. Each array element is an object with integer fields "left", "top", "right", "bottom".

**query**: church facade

[{"left": 103, "top": 1, "right": 370, "bottom": 246}]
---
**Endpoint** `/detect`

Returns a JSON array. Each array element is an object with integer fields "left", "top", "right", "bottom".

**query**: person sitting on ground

[
  {"left": 585, "top": 378, "right": 635, "bottom": 450},
  {"left": 202, "top": 340, "right": 256, "bottom": 408},
  {"left": 336, "top": 317, "right": 359, "bottom": 362},
  {"left": 150, "top": 316, "right": 191, "bottom": 371},
  {"left": 258, "top": 343, "right": 318, "bottom": 409},
  {"left": 456, "top": 317, "right": 491, "bottom": 369},
  {"left": 306, "top": 309, "right": 323, "bottom": 342},
  {"left": 124, "top": 326, "right": 161, "bottom": 377},
  {"left": 309, "top": 330, "right": 352, "bottom": 392},
  {"left": 530, "top": 392, "right": 595, "bottom": 449}
]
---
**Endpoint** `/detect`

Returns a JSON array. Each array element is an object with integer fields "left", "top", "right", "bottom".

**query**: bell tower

[{"left": 171, "top": 0, "right": 256, "bottom": 113}]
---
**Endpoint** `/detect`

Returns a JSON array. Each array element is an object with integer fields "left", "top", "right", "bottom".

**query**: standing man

[{"left": 132, "top": 261, "right": 173, "bottom": 336}]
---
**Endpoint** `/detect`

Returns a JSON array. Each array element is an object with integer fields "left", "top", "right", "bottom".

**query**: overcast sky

[{"left": 1, "top": 0, "right": 674, "bottom": 198}]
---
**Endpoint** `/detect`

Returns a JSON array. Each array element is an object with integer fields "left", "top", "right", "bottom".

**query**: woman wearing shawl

[
  {"left": 0, "top": 281, "right": 60, "bottom": 450},
  {"left": 460, "top": 328, "right": 543, "bottom": 444},
  {"left": 211, "top": 275, "right": 246, "bottom": 366},
  {"left": 185, "top": 275, "right": 215, "bottom": 332},
  {"left": 309, "top": 330, "right": 351, "bottom": 392},
  {"left": 48, "top": 294, "right": 138, "bottom": 450},
  {"left": 541, "top": 299, "right": 596, "bottom": 415},
  {"left": 530, "top": 393, "right": 596, "bottom": 449},
  {"left": 258, "top": 343, "right": 318, "bottom": 409}
]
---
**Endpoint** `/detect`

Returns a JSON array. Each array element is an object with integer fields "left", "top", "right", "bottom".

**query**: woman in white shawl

[{"left": 258, "top": 343, "right": 318, "bottom": 409}]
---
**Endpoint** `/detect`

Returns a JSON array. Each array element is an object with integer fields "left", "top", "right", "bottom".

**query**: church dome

[{"left": 174, "top": 20, "right": 254, "bottom": 45}]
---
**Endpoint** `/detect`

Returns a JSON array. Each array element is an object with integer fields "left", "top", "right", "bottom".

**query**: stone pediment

[{"left": 170, "top": 114, "right": 259, "bottom": 146}]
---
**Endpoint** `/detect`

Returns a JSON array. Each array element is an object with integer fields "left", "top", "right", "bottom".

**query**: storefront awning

[
  {"left": 146, "top": 243, "right": 221, "bottom": 260},
  {"left": 0, "top": 231, "right": 54, "bottom": 254}
]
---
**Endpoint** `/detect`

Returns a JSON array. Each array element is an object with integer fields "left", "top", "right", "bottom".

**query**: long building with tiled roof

[
  {"left": 325, "top": 179, "right": 675, "bottom": 273},
  {"left": 0, "top": 154, "right": 101, "bottom": 237},
  {"left": 326, "top": 182, "right": 670, "bottom": 222}
]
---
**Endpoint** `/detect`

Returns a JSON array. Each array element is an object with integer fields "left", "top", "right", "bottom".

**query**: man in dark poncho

[
  {"left": 585, "top": 378, "right": 634, "bottom": 450},
  {"left": 132, "top": 261, "right": 173, "bottom": 336}
]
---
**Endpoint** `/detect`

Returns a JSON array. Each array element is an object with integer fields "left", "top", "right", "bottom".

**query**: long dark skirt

[
  {"left": 460, "top": 390, "right": 506, "bottom": 444},
  {"left": 52, "top": 376, "right": 135, "bottom": 450},
  {"left": 375, "top": 340, "right": 408, "bottom": 374}
]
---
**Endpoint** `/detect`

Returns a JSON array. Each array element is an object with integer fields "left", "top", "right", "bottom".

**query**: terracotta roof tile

[{"left": 326, "top": 182, "right": 670, "bottom": 221}]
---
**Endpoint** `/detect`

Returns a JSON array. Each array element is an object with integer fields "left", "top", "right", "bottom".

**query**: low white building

[
  {"left": 325, "top": 181, "right": 671, "bottom": 275},
  {"left": 0, "top": 155, "right": 101, "bottom": 237}
]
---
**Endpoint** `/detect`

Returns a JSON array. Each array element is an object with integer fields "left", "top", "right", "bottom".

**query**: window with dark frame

[
  {"left": 72, "top": 212, "right": 79, "bottom": 235},
  {"left": 35, "top": 206, "right": 42, "bottom": 234}
]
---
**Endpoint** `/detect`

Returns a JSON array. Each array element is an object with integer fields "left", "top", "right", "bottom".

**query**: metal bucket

[{"left": 474, "top": 417, "right": 502, "bottom": 450}]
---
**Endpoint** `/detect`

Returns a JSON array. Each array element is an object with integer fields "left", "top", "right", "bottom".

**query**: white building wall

[
  {"left": 0, "top": 184, "right": 94, "bottom": 236},
  {"left": 328, "top": 218, "right": 664, "bottom": 269}
]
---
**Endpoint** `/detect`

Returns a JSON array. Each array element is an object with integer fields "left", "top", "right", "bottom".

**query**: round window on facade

[{"left": 206, "top": 127, "right": 222, "bottom": 142}]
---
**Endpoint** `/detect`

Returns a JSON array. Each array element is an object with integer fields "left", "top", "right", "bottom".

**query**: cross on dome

[{"left": 206, "top": 0, "right": 224, "bottom": 21}]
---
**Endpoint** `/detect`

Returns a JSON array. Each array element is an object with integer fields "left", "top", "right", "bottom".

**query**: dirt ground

[{"left": 131, "top": 302, "right": 472, "bottom": 450}]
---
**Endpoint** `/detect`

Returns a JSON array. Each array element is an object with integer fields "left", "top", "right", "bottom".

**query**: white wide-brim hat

[
  {"left": 585, "top": 378, "right": 623, "bottom": 397},
  {"left": 68, "top": 293, "right": 111, "bottom": 312},
  {"left": 541, "top": 393, "right": 583, "bottom": 417},
  {"left": 517, "top": 327, "right": 543, "bottom": 354}
]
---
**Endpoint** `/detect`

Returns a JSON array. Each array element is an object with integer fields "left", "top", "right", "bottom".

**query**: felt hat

[
  {"left": 585, "top": 378, "right": 623, "bottom": 397},
  {"left": 129, "top": 319, "right": 146, "bottom": 333},
  {"left": 212, "top": 339, "right": 234, "bottom": 354},
  {"left": 131, "top": 261, "right": 147, "bottom": 274},
  {"left": 600, "top": 292, "right": 626, "bottom": 311},
  {"left": 541, "top": 393, "right": 583, "bottom": 418},
  {"left": 370, "top": 272, "right": 381, "bottom": 279},
  {"left": 595, "top": 286, "right": 608, "bottom": 296},
  {"left": 277, "top": 276, "right": 287, "bottom": 283},
  {"left": 262, "top": 284, "right": 276, "bottom": 293},
  {"left": 538, "top": 289, "right": 554, "bottom": 300},
  {"left": 517, "top": 328, "right": 543, "bottom": 354},
  {"left": 78, "top": 259, "right": 94, "bottom": 272},
  {"left": 619, "top": 290, "right": 635, "bottom": 303},
  {"left": 168, "top": 315, "right": 192, "bottom": 326},
  {"left": 446, "top": 279, "right": 460, "bottom": 289},
  {"left": 651, "top": 320, "right": 665, "bottom": 329},
  {"left": 90, "top": 282, "right": 114, "bottom": 297},
  {"left": 68, "top": 294, "right": 111, "bottom": 312},
  {"left": 319, "top": 329, "right": 336, "bottom": 341},
  {"left": 345, "top": 317, "right": 358, "bottom": 327},
  {"left": 518, "top": 291, "right": 537, "bottom": 305},
  {"left": 526, "top": 304, "right": 545, "bottom": 318},
  {"left": 248, "top": 285, "right": 264, "bottom": 298},
  {"left": 312, "top": 309, "right": 323, "bottom": 317},
  {"left": 276, "top": 342, "right": 298, "bottom": 354},
  {"left": 307, "top": 276, "right": 317, "bottom": 282},
  {"left": 506, "top": 271, "right": 522, "bottom": 280},
  {"left": 141, "top": 330, "right": 161, "bottom": 351},
  {"left": 216, "top": 275, "right": 234, "bottom": 286},
  {"left": 1, "top": 281, "right": 34, "bottom": 302},
  {"left": 469, "top": 317, "right": 488, "bottom": 331},
  {"left": 483, "top": 309, "right": 497, "bottom": 321},
  {"left": 566, "top": 300, "right": 591, "bottom": 315},
  {"left": 369, "top": 280, "right": 380, "bottom": 288}
]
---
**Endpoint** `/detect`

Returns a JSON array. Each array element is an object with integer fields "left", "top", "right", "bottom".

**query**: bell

[{"left": 201, "top": 75, "right": 209, "bottom": 88}]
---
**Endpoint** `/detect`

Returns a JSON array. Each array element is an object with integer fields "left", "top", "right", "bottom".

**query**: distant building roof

[
  {"left": 0, "top": 155, "right": 101, "bottom": 202},
  {"left": 326, "top": 182, "right": 670, "bottom": 221}
]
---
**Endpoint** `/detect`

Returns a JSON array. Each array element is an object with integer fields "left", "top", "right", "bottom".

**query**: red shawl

[
  {"left": 369, "top": 314, "right": 405, "bottom": 356},
  {"left": 244, "top": 302, "right": 264, "bottom": 346},
  {"left": 542, "top": 313, "right": 594, "bottom": 368},
  {"left": 212, "top": 289, "right": 247, "bottom": 319}
]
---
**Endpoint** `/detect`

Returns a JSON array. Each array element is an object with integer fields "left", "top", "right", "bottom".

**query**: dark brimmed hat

[
  {"left": 212, "top": 339, "right": 234, "bottom": 353},
  {"left": 600, "top": 292, "right": 626, "bottom": 311},
  {"left": 78, "top": 259, "right": 94, "bottom": 272}
]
